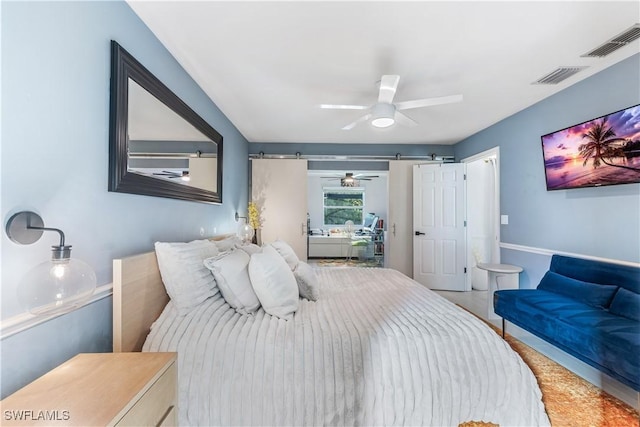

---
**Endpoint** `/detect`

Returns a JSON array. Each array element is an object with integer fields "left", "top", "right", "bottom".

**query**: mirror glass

[
  {"left": 109, "top": 41, "right": 223, "bottom": 204},
  {"left": 127, "top": 80, "right": 218, "bottom": 192}
]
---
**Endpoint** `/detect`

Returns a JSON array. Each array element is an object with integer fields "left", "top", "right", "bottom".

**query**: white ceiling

[{"left": 127, "top": 1, "right": 639, "bottom": 145}]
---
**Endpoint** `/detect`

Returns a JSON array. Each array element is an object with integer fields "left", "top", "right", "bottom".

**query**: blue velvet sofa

[{"left": 494, "top": 254, "right": 640, "bottom": 391}]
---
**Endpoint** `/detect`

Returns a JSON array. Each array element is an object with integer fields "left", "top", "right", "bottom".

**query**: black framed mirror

[{"left": 109, "top": 41, "right": 223, "bottom": 204}]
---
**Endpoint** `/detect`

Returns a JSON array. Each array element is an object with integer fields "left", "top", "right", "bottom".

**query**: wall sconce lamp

[
  {"left": 234, "top": 212, "right": 255, "bottom": 243},
  {"left": 5, "top": 211, "right": 96, "bottom": 316}
]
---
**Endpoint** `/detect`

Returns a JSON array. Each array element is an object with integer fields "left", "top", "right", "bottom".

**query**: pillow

[
  {"left": 154, "top": 240, "right": 220, "bottom": 314},
  {"left": 293, "top": 261, "right": 320, "bottom": 301},
  {"left": 248, "top": 245, "right": 299, "bottom": 319},
  {"left": 238, "top": 243, "right": 262, "bottom": 256},
  {"left": 608, "top": 288, "right": 640, "bottom": 322},
  {"left": 214, "top": 235, "right": 243, "bottom": 252},
  {"left": 537, "top": 271, "right": 618, "bottom": 308},
  {"left": 269, "top": 240, "right": 300, "bottom": 270},
  {"left": 204, "top": 249, "right": 260, "bottom": 314}
]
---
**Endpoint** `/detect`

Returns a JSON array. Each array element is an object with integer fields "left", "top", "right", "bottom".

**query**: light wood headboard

[
  {"left": 113, "top": 250, "right": 166, "bottom": 352},
  {"left": 112, "top": 235, "right": 233, "bottom": 352}
]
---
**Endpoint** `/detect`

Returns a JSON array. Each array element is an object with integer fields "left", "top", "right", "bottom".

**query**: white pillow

[
  {"left": 238, "top": 243, "right": 262, "bottom": 256},
  {"left": 293, "top": 261, "right": 320, "bottom": 301},
  {"left": 269, "top": 240, "right": 300, "bottom": 270},
  {"left": 154, "top": 240, "right": 220, "bottom": 314},
  {"left": 214, "top": 235, "right": 242, "bottom": 252},
  {"left": 248, "top": 245, "right": 299, "bottom": 320},
  {"left": 204, "top": 249, "right": 260, "bottom": 314}
]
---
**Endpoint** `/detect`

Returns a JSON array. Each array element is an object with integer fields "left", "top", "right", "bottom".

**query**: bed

[{"left": 112, "top": 238, "right": 550, "bottom": 426}]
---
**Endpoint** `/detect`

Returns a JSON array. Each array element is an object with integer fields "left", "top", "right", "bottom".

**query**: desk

[
  {"left": 477, "top": 263, "right": 523, "bottom": 320},
  {"left": 309, "top": 235, "right": 353, "bottom": 257}
]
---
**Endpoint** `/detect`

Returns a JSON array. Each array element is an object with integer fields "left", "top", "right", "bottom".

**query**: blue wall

[
  {"left": 455, "top": 53, "right": 640, "bottom": 286},
  {"left": 1, "top": 1, "right": 249, "bottom": 397}
]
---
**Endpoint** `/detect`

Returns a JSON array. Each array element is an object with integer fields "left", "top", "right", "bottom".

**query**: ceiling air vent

[
  {"left": 582, "top": 23, "right": 640, "bottom": 58},
  {"left": 533, "top": 66, "right": 588, "bottom": 85}
]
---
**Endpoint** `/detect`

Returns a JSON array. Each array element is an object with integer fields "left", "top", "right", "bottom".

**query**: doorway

[
  {"left": 306, "top": 170, "right": 388, "bottom": 266},
  {"left": 462, "top": 147, "right": 500, "bottom": 291}
]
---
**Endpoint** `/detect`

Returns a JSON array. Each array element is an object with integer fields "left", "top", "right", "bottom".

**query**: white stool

[{"left": 476, "top": 263, "right": 523, "bottom": 320}]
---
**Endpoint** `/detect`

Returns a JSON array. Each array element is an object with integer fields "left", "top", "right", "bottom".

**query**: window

[{"left": 323, "top": 188, "right": 364, "bottom": 226}]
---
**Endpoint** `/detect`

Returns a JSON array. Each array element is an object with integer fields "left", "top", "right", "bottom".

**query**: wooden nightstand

[{"left": 0, "top": 352, "right": 177, "bottom": 426}]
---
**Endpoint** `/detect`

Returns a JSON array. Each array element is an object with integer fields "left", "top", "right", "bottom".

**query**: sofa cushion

[
  {"left": 609, "top": 287, "right": 640, "bottom": 322},
  {"left": 550, "top": 254, "right": 640, "bottom": 294},
  {"left": 537, "top": 271, "right": 618, "bottom": 309}
]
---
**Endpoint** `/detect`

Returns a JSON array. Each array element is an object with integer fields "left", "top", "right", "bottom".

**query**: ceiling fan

[
  {"left": 153, "top": 170, "right": 191, "bottom": 181},
  {"left": 320, "top": 75, "right": 462, "bottom": 130},
  {"left": 321, "top": 172, "right": 379, "bottom": 187}
]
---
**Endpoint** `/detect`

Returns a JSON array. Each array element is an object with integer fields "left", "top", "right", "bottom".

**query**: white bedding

[{"left": 144, "top": 267, "right": 550, "bottom": 426}]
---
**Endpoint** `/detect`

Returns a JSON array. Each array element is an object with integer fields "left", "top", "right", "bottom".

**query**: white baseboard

[{"left": 0, "top": 283, "right": 113, "bottom": 340}]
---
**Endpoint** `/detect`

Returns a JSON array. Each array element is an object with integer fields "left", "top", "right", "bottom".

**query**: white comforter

[{"left": 144, "top": 267, "right": 549, "bottom": 426}]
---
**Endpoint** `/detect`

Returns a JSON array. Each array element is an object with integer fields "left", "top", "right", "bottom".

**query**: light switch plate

[{"left": 501, "top": 215, "right": 509, "bottom": 225}]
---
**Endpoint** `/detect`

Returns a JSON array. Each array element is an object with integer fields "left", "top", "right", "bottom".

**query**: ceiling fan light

[
  {"left": 371, "top": 117, "right": 395, "bottom": 128},
  {"left": 341, "top": 177, "right": 357, "bottom": 187},
  {"left": 370, "top": 103, "right": 396, "bottom": 128}
]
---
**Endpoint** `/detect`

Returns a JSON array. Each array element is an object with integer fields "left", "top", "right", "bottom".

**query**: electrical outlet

[
  {"left": 500, "top": 215, "right": 509, "bottom": 225},
  {"left": 199, "top": 227, "right": 205, "bottom": 237}
]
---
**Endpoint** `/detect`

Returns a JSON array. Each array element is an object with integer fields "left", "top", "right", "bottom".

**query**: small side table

[{"left": 477, "top": 263, "right": 523, "bottom": 320}]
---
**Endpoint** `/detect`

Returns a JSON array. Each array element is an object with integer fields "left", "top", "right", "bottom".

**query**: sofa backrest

[{"left": 550, "top": 255, "right": 640, "bottom": 295}]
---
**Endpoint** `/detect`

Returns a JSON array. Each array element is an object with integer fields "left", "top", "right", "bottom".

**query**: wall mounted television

[{"left": 541, "top": 104, "right": 640, "bottom": 190}]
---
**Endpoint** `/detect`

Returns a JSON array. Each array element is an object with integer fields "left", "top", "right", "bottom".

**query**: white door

[
  {"left": 251, "top": 159, "right": 308, "bottom": 261},
  {"left": 387, "top": 160, "right": 421, "bottom": 276},
  {"left": 413, "top": 163, "right": 467, "bottom": 291}
]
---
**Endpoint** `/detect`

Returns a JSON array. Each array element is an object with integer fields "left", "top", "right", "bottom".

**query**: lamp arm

[
  {"left": 5, "top": 211, "right": 72, "bottom": 260},
  {"left": 26, "top": 223, "right": 66, "bottom": 248}
]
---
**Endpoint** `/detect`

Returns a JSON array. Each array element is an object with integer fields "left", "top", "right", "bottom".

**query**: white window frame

[{"left": 322, "top": 187, "right": 365, "bottom": 227}]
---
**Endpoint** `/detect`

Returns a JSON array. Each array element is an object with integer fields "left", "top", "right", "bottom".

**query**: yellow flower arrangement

[{"left": 248, "top": 202, "right": 262, "bottom": 230}]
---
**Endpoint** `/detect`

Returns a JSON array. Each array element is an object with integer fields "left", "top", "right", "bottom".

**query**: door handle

[
  {"left": 392, "top": 223, "right": 396, "bottom": 237},
  {"left": 415, "top": 231, "right": 426, "bottom": 236}
]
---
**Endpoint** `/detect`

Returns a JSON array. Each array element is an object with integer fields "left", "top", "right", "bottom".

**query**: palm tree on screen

[{"left": 579, "top": 118, "right": 640, "bottom": 172}]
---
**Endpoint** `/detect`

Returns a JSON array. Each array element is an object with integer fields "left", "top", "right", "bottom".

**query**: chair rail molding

[
  {"left": 500, "top": 242, "right": 640, "bottom": 268},
  {"left": 0, "top": 283, "right": 113, "bottom": 340}
]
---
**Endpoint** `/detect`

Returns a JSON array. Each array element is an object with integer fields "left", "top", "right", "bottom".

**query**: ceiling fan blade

[
  {"left": 396, "top": 94, "right": 463, "bottom": 110},
  {"left": 378, "top": 75, "right": 400, "bottom": 104},
  {"left": 320, "top": 104, "right": 369, "bottom": 110},
  {"left": 353, "top": 174, "right": 380, "bottom": 178},
  {"left": 394, "top": 111, "right": 418, "bottom": 127},
  {"left": 342, "top": 113, "right": 372, "bottom": 130}
]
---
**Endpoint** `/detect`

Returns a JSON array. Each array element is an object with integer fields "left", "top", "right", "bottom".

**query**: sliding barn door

[
  {"left": 387, "top": 160, "right": 419, "bottom": 276},
  {"left": 251, "top": 159, "right": 308, "bottom": 261}
]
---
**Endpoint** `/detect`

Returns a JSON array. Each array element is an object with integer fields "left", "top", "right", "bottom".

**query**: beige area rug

[
  {"left": 503, "top": 333, "right": 639, "bottom": 427},
  {"left": 457, "top": 306, "right": 638, "bottom": 426}
]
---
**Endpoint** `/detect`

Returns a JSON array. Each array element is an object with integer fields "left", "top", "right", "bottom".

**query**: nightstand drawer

[{"left": 115, "top": 361, "right": 177, "bottom": 426}]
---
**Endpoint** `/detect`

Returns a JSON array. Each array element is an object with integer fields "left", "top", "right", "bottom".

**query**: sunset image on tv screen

[{"left": 541, "top": 105, "right": 640, "bottom": 190}]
